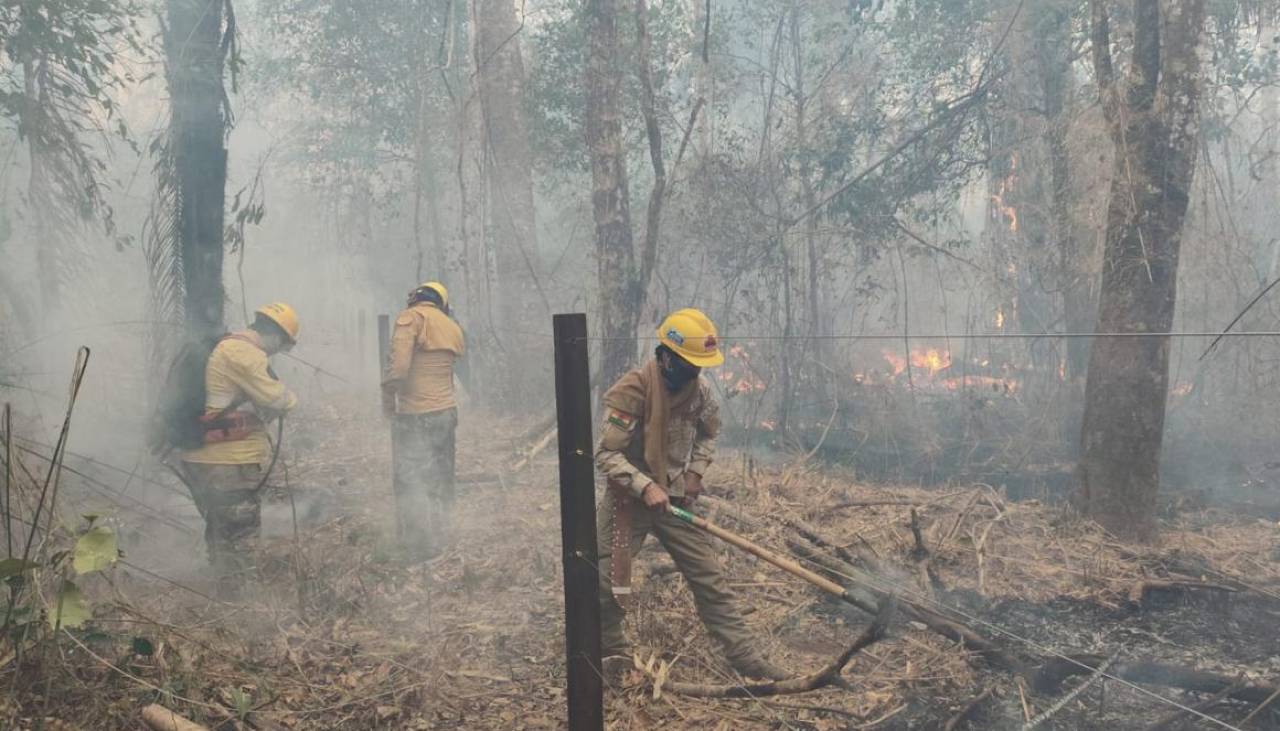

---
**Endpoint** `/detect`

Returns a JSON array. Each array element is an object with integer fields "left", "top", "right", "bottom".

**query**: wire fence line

[{"left": 570, "top": 331, "right": 1280, "bottom": 342}]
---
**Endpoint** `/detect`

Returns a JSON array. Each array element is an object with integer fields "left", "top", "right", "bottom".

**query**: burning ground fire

[
  {"left": 858, "top": 347, "right": 1020, "bottom": 394},
  {"left": 718, "top": 343, "right": 767, "bottom": 397}
]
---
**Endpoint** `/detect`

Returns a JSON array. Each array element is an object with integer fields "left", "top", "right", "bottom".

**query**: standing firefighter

[
  {"left": 596, "top": 308, "right": 785, "bottom": 681},
  {"left": 381, "top": 281, "right": 465, "bottom": 560},
  {"left": 179, "top": 303, "right": 300, "bottom": 593}
]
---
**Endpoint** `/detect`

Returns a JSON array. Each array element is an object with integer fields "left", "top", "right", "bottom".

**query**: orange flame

[
  {"left": 882, "top": 350, "right": 907, "bottom": 377},
  {"left": 910, "top": 348, "right": 952, "bottom": 376},
  {"left": 991, "top": 156, "right": 1019, "bottom": 234}
]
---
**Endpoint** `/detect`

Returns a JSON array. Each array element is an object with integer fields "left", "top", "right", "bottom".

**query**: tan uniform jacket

[
  {"left": 182, "top": 330, "right": 298, "bottom": 465},
  {"left": 595, "top": 374, "right": 720, "bottom": 498},
  {"left": 382, "top": 302, "right": 465, "bottom": 414}
]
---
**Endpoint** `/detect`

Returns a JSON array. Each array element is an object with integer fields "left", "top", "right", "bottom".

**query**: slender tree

[
  {"left": 1078, "top": 0, "right": 1208, "bottom": 538},
  {"left": 2, "top": 0, "right": 140, "bottom": 317},
  {"left": 151, "top": 0, "right": 234, "bottom": 338},
  {"left": 471, "top": 0, "right": 545, "bottom": 400},
  {"left": 585, "top": 0, "right": 637, "bottom": 386}
]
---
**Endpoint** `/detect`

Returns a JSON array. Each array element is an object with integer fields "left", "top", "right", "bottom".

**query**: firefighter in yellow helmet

[
  {"left": 381, "top": 281, "right": 465, "bottom": 560},
  {"left": 594, "top": 308, "right": 785, "bottom": 682},
  {"left": 181, "top": 303, "right": 300, "bottom": 594}
]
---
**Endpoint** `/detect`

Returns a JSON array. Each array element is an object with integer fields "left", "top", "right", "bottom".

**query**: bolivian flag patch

[{"left": 607, "top": 410, "right": 636, "bottom": 429}]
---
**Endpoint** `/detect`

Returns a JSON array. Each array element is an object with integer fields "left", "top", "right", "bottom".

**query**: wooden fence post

[{"left": 552, "top": 313, "right": 603, "bottom": 731}]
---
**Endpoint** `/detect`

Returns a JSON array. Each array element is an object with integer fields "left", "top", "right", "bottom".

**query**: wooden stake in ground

[{"left": 141, "top": 704, "right": 210, "bottom": 731}]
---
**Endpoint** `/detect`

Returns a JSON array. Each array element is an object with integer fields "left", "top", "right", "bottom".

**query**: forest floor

[{"left": 4, "top": 394, "right": 1280, "bottom": 730}]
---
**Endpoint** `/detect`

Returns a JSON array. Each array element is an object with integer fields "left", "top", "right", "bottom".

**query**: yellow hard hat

[
  {"left": 255, "top": 302, "right": 300, "bottom": 342},
  {"left": 411, "top": 281, "right": 449, "bottom": 308},
  {"left": 656, "top": 308, "right": 724, "bottom": 367}
]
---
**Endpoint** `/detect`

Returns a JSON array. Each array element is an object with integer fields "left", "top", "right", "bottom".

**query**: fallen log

[
  {"left": 1128, "top": 579, "right": 1237, "bottom": 604},
  {"left": 658, "top": 597, "right": 895, "bottom": 698},
  {"left": 1032, "top": 655, "right": 1280, "bottom": 706},
  {"left": 1023, "top": 649, "right": 1121, "bottom": 730},
  {"left": 509, "top": 424, "right": 556, "bottom": 472},
  {"left": 141, "top": 705, "right": 210, "bottom": 731},
  {"left": 696, "top": 497, "right": 1279, "bottom": 717},
  {"left": 1239, "top": 685, "right": 1280, "bottom": 726},
  {"left": 786, "top": 537, "right": 1027, "bottom": 675},
  {"left": 1143, "top": 675, "right": 1245, "bottom": 731},
  {"left": 943, "top": 686, "right": 994, "bottom": 731}
]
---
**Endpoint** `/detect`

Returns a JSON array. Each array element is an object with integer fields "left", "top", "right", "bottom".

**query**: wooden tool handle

[{"left": 668, "top": 505, "right": 848, "bottom": 598}]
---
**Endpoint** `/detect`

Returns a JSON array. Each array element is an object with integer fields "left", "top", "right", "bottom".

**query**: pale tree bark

[
  {"left": 472, "top": 0, "right": 546, "bottom": 402},
  {"left": 586, "top": 0, "right": 638, "bottom": 387},
  {"left": 635, "top": 0, "right": 664, "bottom": 309},
  {"left": 1078, "top": 0, "right": 1208, "bottom": 539},
  {"left": 790, "top": 3, "right": 826, "bottom": 407},
  {"left": 988, "top": 0, "right": 1057, "bottom": 381},
  {"left": 165, "top": 0, "right": 230, "bottom": 338},
  {"left": 1034, "top": 1, "right": 1092, "bottom": 381}
]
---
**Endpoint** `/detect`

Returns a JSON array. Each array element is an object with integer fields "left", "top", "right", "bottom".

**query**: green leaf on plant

[
  {"left": 73, "top": 525, "right": 118, "bottom": 574},
  {"left": 132, "top": 637, "right": 155, "bottom": 656},
  {"left": 0, "top": 558, "right": 39, "bottom": 579},
  {"left": 51, "top": 581, "right": 91, "bottom": 629}
]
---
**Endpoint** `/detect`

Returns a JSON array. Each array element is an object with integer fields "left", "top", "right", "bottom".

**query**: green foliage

[
  {"left": 131, "top": 636, "right": 155, "bottom": 656},
  {"left": 0, "top": 558, "right": 40, "bottom": 579},
  {"left": 72, "top": 525, "right": 117, "bottom": 575},
  {"left": 0, "top": 0, "right": 145, "bottom": 247},
  {"left": 51, "top": 580, "right": 89, "bottom": 629},
  {"left": 227, "top": 686, "right": 253, "bottom": 720},
  {"left": 526, "top": 0, "right": 696, "bottom": 184},
  {"left": 254, "top": 0, "right": 459, "bottom": 201}
]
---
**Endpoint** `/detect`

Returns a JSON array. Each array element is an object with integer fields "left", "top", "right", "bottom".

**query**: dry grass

[{"left": 2, "top": 399, "right": 1278, "bottom": 729}]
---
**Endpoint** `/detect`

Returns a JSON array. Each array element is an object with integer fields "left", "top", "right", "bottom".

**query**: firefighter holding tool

[
  {"left": 594, "top": 308, "right": 785, "bottom": 682},
  {"left": 178, "top": 303, "right": 300, "bottom": 594}
]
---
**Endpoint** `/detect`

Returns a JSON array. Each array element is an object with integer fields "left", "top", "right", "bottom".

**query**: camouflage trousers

[
  {"left": 595, "top": 493, "right": 759, "bottom": 666},
  {"left": 392, "top": 408, "right": 457, "bottom": 558},
  {"left": 181, "top": 462, "right": 263, "bottom": 589}
]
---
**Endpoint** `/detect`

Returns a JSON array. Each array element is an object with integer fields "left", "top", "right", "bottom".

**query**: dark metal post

[{"left": 553, "top": 313, "right": 603, "bottom": 731}]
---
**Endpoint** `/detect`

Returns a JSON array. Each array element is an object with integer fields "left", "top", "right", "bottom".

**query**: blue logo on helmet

[{"left": 666, "top": 328, "right": 685, "bottom": 345}]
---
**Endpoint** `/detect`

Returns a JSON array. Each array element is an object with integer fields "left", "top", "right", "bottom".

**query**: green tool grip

[{"left": 668, "top": 505, "right": 695, "bottom": 523}]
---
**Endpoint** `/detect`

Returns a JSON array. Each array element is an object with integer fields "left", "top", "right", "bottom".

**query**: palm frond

[{"left": 142, "top": 126, "right": 185, "bottom": 384}]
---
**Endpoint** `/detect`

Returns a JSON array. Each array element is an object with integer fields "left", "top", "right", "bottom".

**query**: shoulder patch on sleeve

[
  {"left": 607, "top": 410, "right": 636, "bottom": 429},
  {"left": 395, "top": 311, "right": 418, "bottom": 326}
]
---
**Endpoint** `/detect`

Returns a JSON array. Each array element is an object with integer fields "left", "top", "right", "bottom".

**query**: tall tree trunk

[
  {"left": 472, "top": 0, "right": 545, "bottom": 401},
  {"left": 1035, "top": 1, "right": 1091, "bottom": 382},
  {"left": 165, "top": 0, "right": 229, "bottom": 338},
  {"left": 790, "top": 3, "right": 825, "bottom": 407},
  {"left": 586, "top": 0, "right": 638, "bottom": 387},
  {"left": 1078, "top": 0, "right": 1207, "bottom": 539}
]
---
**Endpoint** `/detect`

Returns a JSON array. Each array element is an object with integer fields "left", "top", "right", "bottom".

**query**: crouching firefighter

[
  {"left": 164, "top": 303, "right": 300, "bottom": 593},
  {"left": 596, "top": 308, "right": 785, "bottom": 681},
  {"left": 381, "top": 281, "right": 465, "bottom": 561}
]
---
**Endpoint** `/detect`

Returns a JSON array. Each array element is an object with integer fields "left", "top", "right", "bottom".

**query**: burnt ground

[{"left": 4, "top": 396, "right": 1280, "bottom": 730}]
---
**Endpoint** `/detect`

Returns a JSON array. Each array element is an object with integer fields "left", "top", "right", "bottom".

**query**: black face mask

[{"left": 659, "top": 350, "right": 700, "bottom": 392}]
